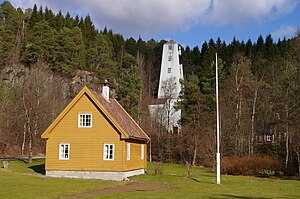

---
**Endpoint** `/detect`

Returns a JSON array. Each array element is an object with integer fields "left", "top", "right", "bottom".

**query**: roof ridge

[{"left": 88, "top": 87, "right": 150, "bottom": 142}]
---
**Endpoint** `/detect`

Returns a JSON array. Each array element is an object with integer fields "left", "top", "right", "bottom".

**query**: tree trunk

[
  {"left": 250, "top": 81, "right": 258, "bottom": 155},
  {"left": 28, "top": 134, "right": 32, "bottom": 164},
  {"left": 149, "top": 140, "right": 152, "bottom": 162},
  {"left": 285, "top": 104, "right": 289, "bottom": 169},
  {"left": 192, "top": 147, "right": 197, "bottom": 166},
  {"left": 22, "top": 94, "right": 33, "bottom": 164},
  {"left": 185, "top": 161, "right": 192, "bottom": 177},
  {"left": 22, "top": 19, "right": 25, "bottom": 39},
  {"left": 296, "top": 150, "right": 300, "bottom": 174},
  {"left": 28, "top": 123, "right": 33, "bottom": 164},
  {"left": 235, "top": 86, "right": 242, "bottom": 154},
  {"left": 235, "top": 66, "right": 243, "bottom": 155},
  {"left": 298, "top": 153, "right": 300, "bottom": 175},
  {"left": 192, "top": 134, "right": 198, "bottom": 166},
  {"left": 21, "top": 124, "right": 26, "bottom": 155}
]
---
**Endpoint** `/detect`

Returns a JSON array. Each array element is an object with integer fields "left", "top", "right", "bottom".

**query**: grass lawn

[
  {"left": 1, "top": 159, "right": 300, "bottom": 198},
  {"left": 0, "top": 159, "right": 122, "bottom": 198}
]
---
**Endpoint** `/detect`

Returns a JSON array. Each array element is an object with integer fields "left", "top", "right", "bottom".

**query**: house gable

[
  {"left": 41, "top": 86, "right": 129, "bottom": 139},
  {"left": 44, "top": 93, "right": 121, "bottom": 140}
]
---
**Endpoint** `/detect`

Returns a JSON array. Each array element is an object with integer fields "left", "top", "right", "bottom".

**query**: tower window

[{"left": 168, "top": 68, "right": 171, "bottom": 73}]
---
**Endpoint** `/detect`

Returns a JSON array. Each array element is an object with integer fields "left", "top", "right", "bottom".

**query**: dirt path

[{"left": 63, "top": 182, "right": 173, "bottom": 198}]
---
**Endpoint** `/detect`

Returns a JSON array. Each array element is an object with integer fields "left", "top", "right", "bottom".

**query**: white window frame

[
  {"left": 266, "top": 135, "right": 272, "bottom": 142},
  {"left": 103, "top": 144, "right": 114, "bottom": 160},
  {"left": 78, "top": 113, "right": 92, "bottom": 128},
  {"left": 141, "top": 144, "right": 144, "bottom": 160},
  {"left": 59, "top": 143, "right": 70, "bottom": 160},
  {"left": 127, "top": 143, "right": 131, "bottom": 160}
]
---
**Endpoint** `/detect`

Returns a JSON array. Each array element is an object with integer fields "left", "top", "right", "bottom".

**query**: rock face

[
  {"left": 1, "top": 64, "right": 102, "bottom": 99},
  {"left": 1, "top": 64, "right": 29, "bottom": 86},
  {"left": 70, "top": 70, "right": 101, "bottom": 96}
]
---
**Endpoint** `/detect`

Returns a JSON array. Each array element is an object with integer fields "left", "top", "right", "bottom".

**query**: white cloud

[
  {"left": 9, "top": 0, "right": 299, "bottom": 37},
  {"left": 271, "top": 25, "right": 298, "bottom": 39},
  {"left": 204, "top": 0, "right": 298, "bottom": 26}
]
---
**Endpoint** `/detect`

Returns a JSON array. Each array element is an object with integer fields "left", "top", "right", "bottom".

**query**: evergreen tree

[
  {"left": 125, "top": 37, "right": 137, "bottom": 56},
  {"left": 53, "top": 27, "right": 85, "bottom": 75},
  {"left": 265, "top": 34, "right": 275, "bottom": 59},
  {"left": 28, "top": 4, "right": 38, "bottom": 28},
  {"left": 0, "top": 1, "right": 24, "bottom": 64},
  {"left": 179, "top": 74, "right": 201, "bottom": 125},
  {"left": 137, "top": 37, "right": 147, "bottom": 54},
  {"left": 54, "top": 10, "right": 64, "bottom": 30},
  {"left": 74, "top": 15, "right": 79, "bottom": 27},
  {"left": 191, "top": 45, "right": 201, "bottom": 65},
  {"left": 65, "top": 12, "right": 73, "bottom": 28},
  {"left": 21, "top": 20, "right": 57, "bottom": 65},
  {"left": 116, "top": 53, "right": 142, "bottom": 117},
  {"left": 245, "top": 39, "right": 253, "bottom": 57},
  {"left": 86, "top": 32, "right": 115, "bottom": 70},
  {"left": 38, "top": 5, "right": 44, "bottom": 20},
  {"left": 82, "top": 15, "right": 96, "bottom": 45}
]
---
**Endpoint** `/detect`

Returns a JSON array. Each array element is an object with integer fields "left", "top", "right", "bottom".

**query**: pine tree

[
  {"left": 179, "top": 74, "right": 201, "bottom": 125},
  {"left": 116, "top": 53, "right": 142, "bottom": 117},
  {"left": 125, "top": 37, "right": 137, "bottom": 56},
  {"left": 28, "top": 4, "right": 38, "bottom": 28},
  {"left": 86, "top": 33, "right": 114, "bottom": 70},
  {"left": 0, "top": 1, "right": 24, "bottom": 64},
  {"left": 21, "top": 20, "right": 57, "bottom": 65}
]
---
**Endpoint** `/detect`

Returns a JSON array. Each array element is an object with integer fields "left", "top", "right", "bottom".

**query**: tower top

[{"left": 166, "top": 40, "right": 176, "bottom": 44}]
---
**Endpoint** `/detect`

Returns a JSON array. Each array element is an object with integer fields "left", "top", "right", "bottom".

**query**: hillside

[{"left": 0, "top": 1, "right": 300, "bottom": 174}]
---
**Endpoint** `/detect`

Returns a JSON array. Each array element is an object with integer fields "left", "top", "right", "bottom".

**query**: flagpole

[{"left": 216, "top": 53, "right": 221, "bottom": 185}]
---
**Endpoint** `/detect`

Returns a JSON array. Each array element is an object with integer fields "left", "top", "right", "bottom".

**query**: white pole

[{"left": 216, "top": 53, "right": 221, "bottom": 185}]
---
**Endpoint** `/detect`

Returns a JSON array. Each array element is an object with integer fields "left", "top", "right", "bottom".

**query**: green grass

[
  {"left": 0, "top": 159, "right": 122, "bottom": 198},
  {"left": 1, "top": 160, "right": 300, "bottom": 199},
  {"left": 94, "top": 162, "right": 300, "bottom": 199}
]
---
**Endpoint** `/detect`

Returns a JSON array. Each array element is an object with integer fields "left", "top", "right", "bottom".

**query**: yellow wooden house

[{"left": 41, "top": 83, "right": 150, "bottom": 181}]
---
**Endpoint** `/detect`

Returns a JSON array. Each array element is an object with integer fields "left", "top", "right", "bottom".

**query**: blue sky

[{"left": 3, "top": 0, "right": 300, "bottom": 47}]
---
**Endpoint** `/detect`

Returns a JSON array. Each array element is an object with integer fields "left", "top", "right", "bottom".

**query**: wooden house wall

[
  {"left": 124, "top": 141, "right": 147, "bottom": 171},
  {"left": 45, "top": 93, "right": 147, "bottom": 172}
]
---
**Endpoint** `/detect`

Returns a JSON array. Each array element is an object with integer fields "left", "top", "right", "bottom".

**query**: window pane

[
  {"left": 60, "top": 145, "right": 64, "bottom": 159},
  {"left": 105, "top": 145, "right": 108, "bottom": 159},
  {"left": 104, "top": 144, "right": 114, "bottom": 160},
  {"left": 79, "top": 114, "right": 92, "bottom": 127},
  {"left": 59, "top": 144, "right": 69, "bottom": 160},
  {"left": 127, "top": 144, "right": 130, "bottom": 160}
]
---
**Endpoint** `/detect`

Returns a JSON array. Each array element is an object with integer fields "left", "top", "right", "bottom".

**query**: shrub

[
  {"left": 258, "top": 169, "right": 275, "bottom": 177},
  {"left": 221, "top": 155, "right": 284, "bottom": 176}
]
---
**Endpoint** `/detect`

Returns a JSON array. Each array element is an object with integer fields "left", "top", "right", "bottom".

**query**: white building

[{"left": 149, "top": 40, "right": 183, "bottom": 133}]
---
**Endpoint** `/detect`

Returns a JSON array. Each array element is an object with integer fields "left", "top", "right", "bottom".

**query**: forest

[{"left": 0, "top": 1, "right": 299, "bottom": 174}]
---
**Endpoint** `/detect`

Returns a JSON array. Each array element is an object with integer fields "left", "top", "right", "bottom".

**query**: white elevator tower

[
  {"left": 149, "top": 40, "right": 183, "bottom": 133},
  {"left": 158, "top": 40, "right": 183, "bottom": 98}
]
